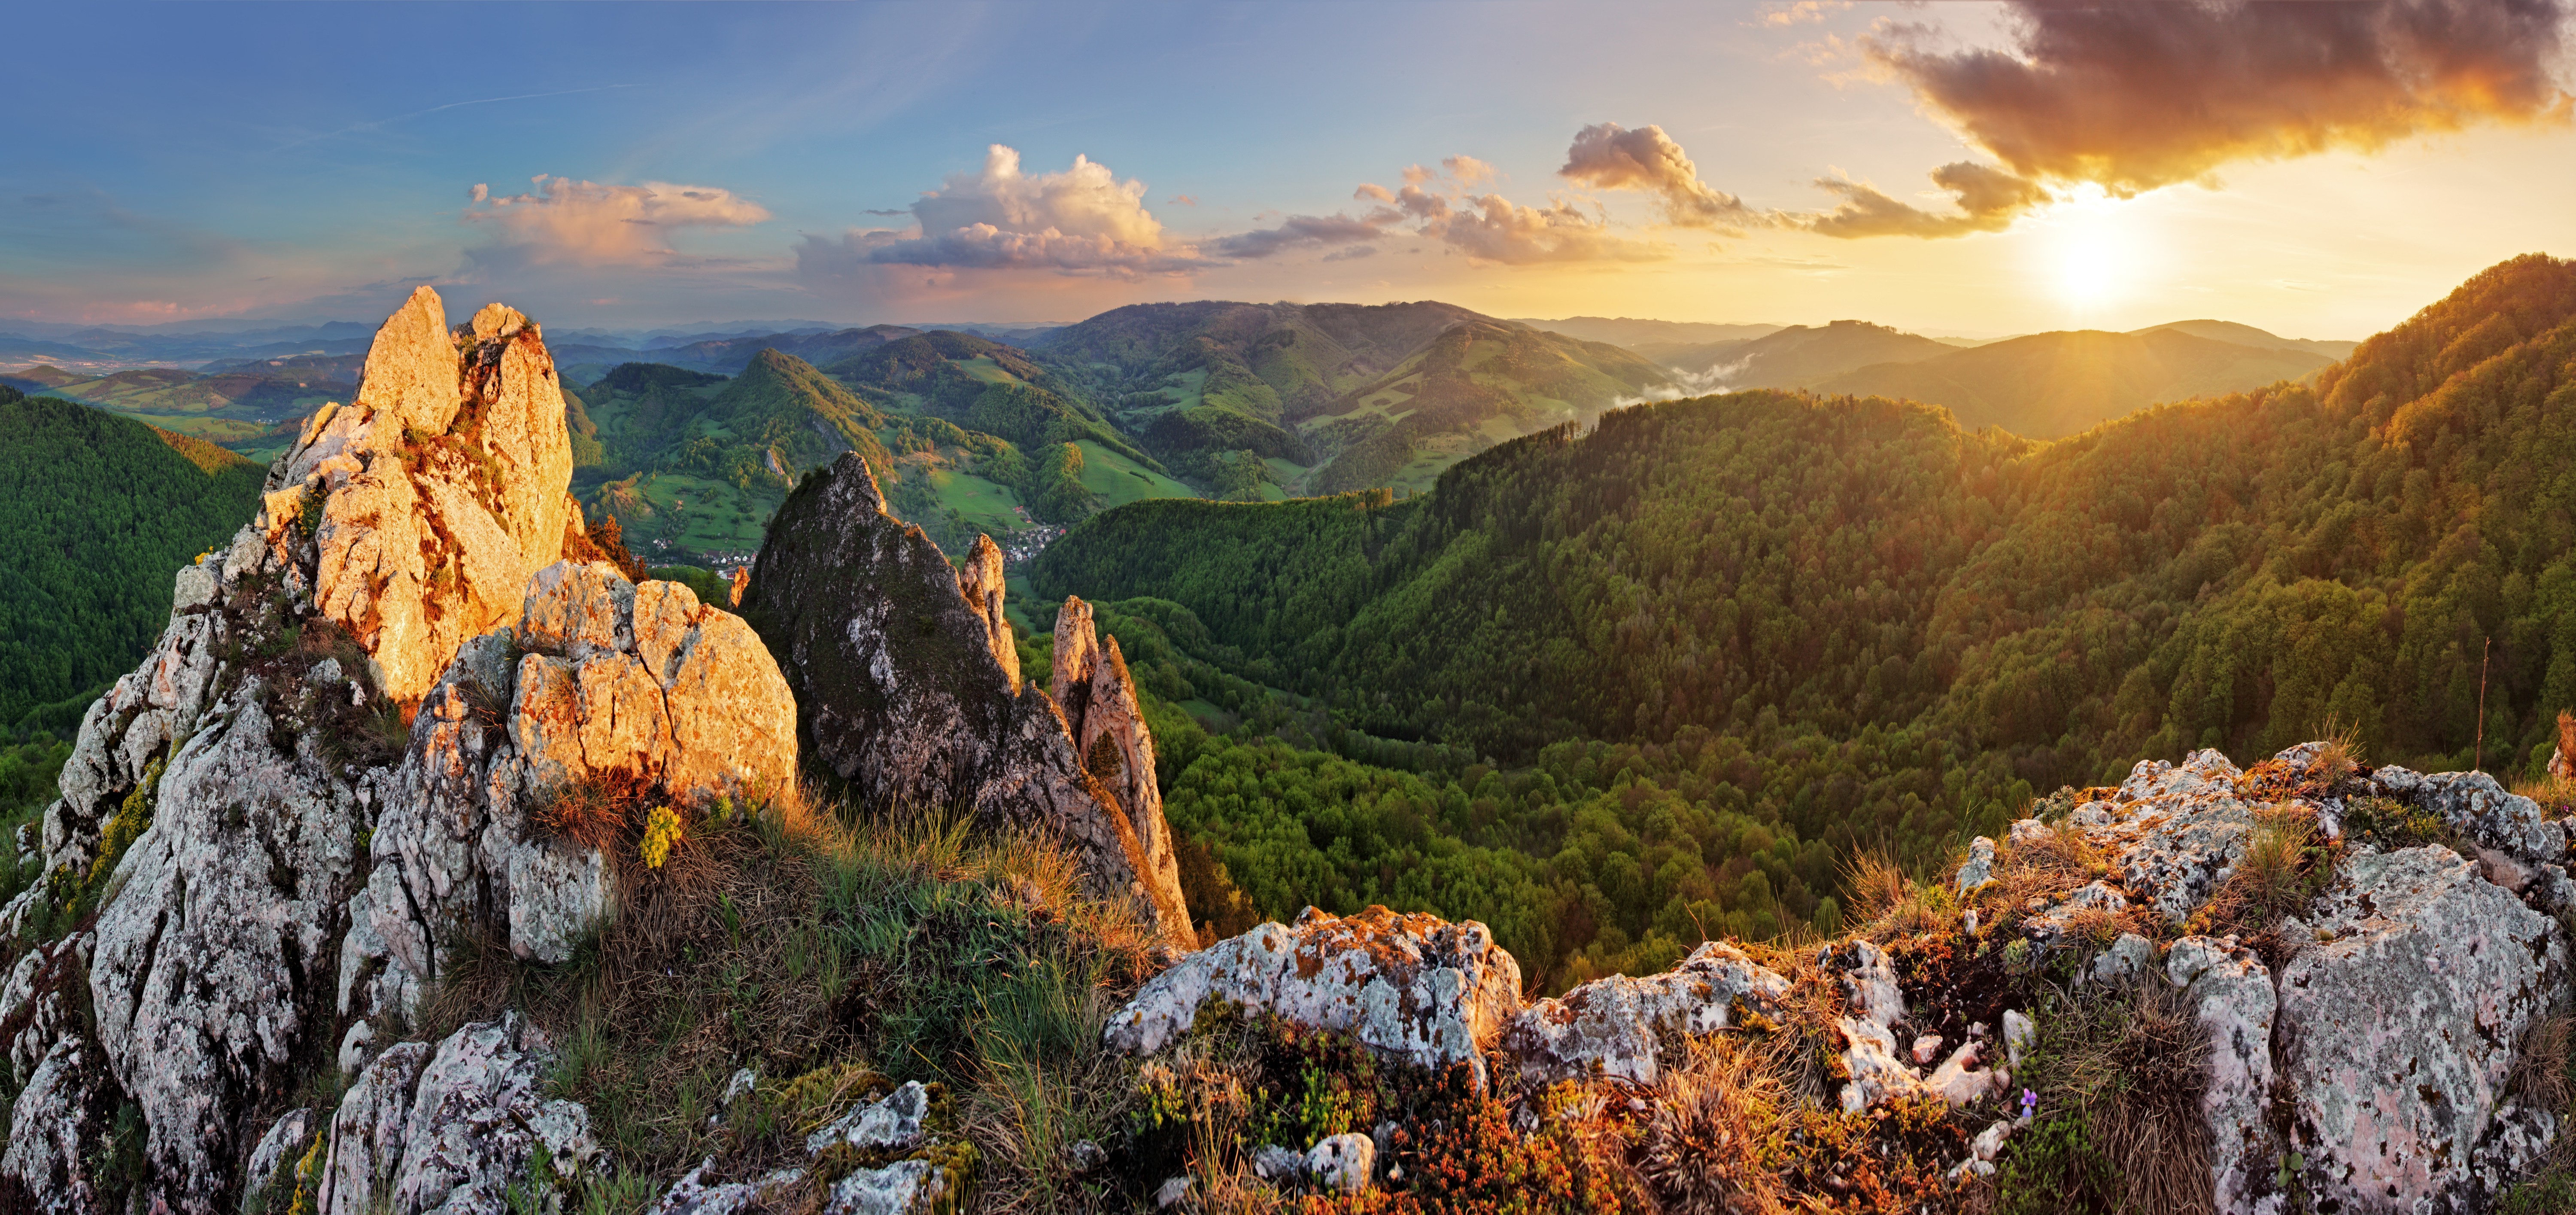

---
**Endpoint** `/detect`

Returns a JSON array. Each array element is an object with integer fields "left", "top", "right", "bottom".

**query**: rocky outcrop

[
  {"left": 343, "top": 562, "right": 797, "bottom": 1020},
  {"left": 0, "top": 288, "right": 602, "bottom": 1214},
  {"left": 741, "top": 451, "right": 1189, "bottom": 943},
  {"left": 2277, "top": 845, "right": 2564, "bottom": 1209},
  {"left": 645, "top": 1081, "right": 964, "bottom": 1215},
  {"left": 2166, "top": 935, "right": 2277, "bottom": 1212},
  {"left": 286, "top": 288, "right": 575, "bottom": 708},
  {"left": 317, "top": 1014, "right": 598, "bottom": 1215},
  {"left": 1050, "top": 597, "right": 1185, "bottom": 938},
  {"left": 960, "top": 534, "right": 1017, "bottom": 693},
  {"left": 1, "top": 1037, "right": 118, "bottom": 1212},
  {"left": 1502, "top": 940, "right": 1789, "bottom": 1085},
  {"left": 1106, "top": 906, "right": 1524, "bottom": 1084}
]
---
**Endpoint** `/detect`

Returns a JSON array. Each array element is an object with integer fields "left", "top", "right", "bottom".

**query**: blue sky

[{"left": 6, "top": 1, "right": 2572, "bottom": 337}]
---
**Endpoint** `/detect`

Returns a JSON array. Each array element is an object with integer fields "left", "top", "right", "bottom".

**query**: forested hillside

[
  {"left": 1809, "top": 325, "right": 2334, "bottom": 438},
  {"left": 0, "top": 387, "right": 265, "bottom": 734},
  {"left": 1034, "top": 254, "right": 2576, "bottom": 988}
]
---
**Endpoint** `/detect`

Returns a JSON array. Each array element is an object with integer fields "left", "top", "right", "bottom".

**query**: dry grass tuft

[
  {"left": 2193, "top": 802, "right": 2326, "bottom": 938},
  {"left": 1839, "top": 850, "right": 1912, "bottom": 927},
  {"left": 1999, "top": 978, "right": 2215, "bottom": 1215},
  {"left": 1633, "top": 1037, "right": 1792, "bottom": 1215}
]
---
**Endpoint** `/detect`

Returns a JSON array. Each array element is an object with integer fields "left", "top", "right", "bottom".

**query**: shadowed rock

[{"left": 741, "top": 451, "right": 1190, "bottom": 943}]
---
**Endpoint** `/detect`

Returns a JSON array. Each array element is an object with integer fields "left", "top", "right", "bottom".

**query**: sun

[{"left": 2032, "top": 187, "right": 2151, "bottom": 319}]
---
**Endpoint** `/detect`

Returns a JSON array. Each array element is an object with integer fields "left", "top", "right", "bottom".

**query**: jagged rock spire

[
  {"left": 1052, "top": 597, "right": 1176, "bottom": 907},
  {"left": 743, "top": 452, "right": 1191, "bottom": 943},
  {"left": 961, "top": 533, "right": 1018, "bottom": 694}
]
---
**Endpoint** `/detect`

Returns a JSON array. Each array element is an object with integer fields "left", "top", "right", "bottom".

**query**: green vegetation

[
  {"left": 1811, "top": 326, "right": 2334, "bottom": 439},
  {"left": 0, "top": 389, "right": 264, "bottom": 734},
  {"left": 1030, "top": 253, "right": 2576, "bottom": 984}
]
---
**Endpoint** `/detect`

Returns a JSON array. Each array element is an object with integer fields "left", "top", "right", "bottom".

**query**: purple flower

[{"left": 2018, "top": 1088, "right": 2038, "bottom": 1118}]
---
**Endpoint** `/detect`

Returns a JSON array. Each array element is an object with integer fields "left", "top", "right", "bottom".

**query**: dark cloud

[
  {"left": 1871, "top": 0, "right": 2576, "bottom": 196},
  {"left": 1208, "top": 213, "right": 1390, "bottom": 259},
  {"left": 1558, "top": 122, "right": 1759, "bottom": 228},
  {"left": 1807, "top": 161, "right": 2049, "bottom": 238}
]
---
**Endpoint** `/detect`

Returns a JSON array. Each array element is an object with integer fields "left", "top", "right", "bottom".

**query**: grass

[
  {"left": 1071, "top": 441, "right": 1198, "bottom": 509},
  {"left": 922, "top": 466, "right": 1026, "bottom": 536},
  {"left": 1992, "top": 980, "right": 2215, "bottom": 1215},
  {"left": 419, "top": 788, "right": 1168, "bottom": 1214}
]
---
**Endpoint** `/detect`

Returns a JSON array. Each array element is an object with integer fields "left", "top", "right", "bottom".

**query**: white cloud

[
  {"left": 462, "top": 175, "right": 770, "bottom": 266},
  {"left": 857, "top": 145, "right": 1199, "bottom": 275}
]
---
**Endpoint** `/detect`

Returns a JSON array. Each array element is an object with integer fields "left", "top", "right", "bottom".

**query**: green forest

[
  {"left": 0, "top": 388, "right": 265, "bottom": 736},
  {"left": 1031, "top": 253, "right": 2576, "bottom": 991}
]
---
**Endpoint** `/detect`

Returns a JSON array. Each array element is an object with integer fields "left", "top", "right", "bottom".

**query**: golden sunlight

[{"left": 2033, "top": 186, "right": 2152, "bottom": 317}]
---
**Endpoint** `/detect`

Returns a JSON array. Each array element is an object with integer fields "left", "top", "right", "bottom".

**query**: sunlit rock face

[
  {"left": 344, "top": 561, "right": 798, "bottom": 1022},
  {"left": 0, "top": 288, "right": 603, "bottom": 1213},
  {"left": 740, "top": 451, "right": 1191, "bottom": 944}
]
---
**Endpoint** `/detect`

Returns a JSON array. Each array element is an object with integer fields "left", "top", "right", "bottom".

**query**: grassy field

[
  {"left": 600, "top": 471, "right": 781, "bottom": 558},
  {"left": 954, "top": 356, "right": 1021, "bottom": 385},
  {"left": 920, "top": 466, "right": 1024, "bottom": 534},
  {"left": 1073, "top": 440, "right": 1197, "bottom": 509}
]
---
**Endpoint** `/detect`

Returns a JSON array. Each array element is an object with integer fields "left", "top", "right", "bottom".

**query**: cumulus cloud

[
  {"left": 1762, "top": 0, "right": 1850, "bottom": 27},
  {"left": 1559, "top": 122, "right": 1760, "bottom": 228},
  {"left": 462, "top": 175, "right": 770, "bottom": 265},
  {"left": 1350, "top": 158, "right": 1666, "bottom": 264},
  {"left": 1869, "top": 0, "right": 2576, "bottom": 197},
  {"left": 1433, "top": 195, "right": 1668, "bottom": 264},
  {"left": 1807, "top": 160, "right": 2050, "bottom": 238},
  {"left": 857, "top": 144, "right": 1197, "bottom": 275}
]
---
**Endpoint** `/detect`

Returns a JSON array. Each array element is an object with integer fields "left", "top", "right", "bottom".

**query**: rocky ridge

[{"left": 1098, "top": 741, "right": 2576, "bottom": 1212}]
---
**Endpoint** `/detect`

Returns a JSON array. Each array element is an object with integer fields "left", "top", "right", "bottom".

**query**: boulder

[
  {"left": 241, "top": 1108, "right": 319, "bottom": 1213},
  {"left": 2166, "top": 935, "right": 2277, "bottom": 1213},
  {"left": 741, "top": 452, "right": 1188, "bottom": 943},
  {"left": 2095, "top": 750, "right": 2258, "bottom": 923},
  {"left": 643, "top": 1081, "right": 961, "bottom": 1215},
  {"left": 1106, "top": 906, "right": 1523, "bottom": 1084},
  {"left": 1502, "top": 940, "right": 1790, "bottom": 1084},
  {"left": 2275, "top": 845, "right": 2565, "bottom": 1211},
  {"left": 346, "top": 565, "right": 797, "bottom": 1017},
  {"left": 2372, "top": 766, "right": 2576, "bottom": 910},
  {"left": 1306, "top": 1132, "right": 1375, "bottom": 1194},
  {"left": 1955, "top": 835, "right": 1997, "bottom": 894},
  {"left": 318, "top": 1014, "right": 598, "bottom": 1215}
]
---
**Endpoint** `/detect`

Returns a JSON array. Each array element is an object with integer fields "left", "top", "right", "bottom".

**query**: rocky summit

[{"left": 9, "top": 287, "right": 2576, "bottom": 1215}]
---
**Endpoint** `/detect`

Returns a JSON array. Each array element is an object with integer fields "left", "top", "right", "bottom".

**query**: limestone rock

[
  {"left": 806, "top": 1080, "right": 931, "bottom": 1156},
  {"left": 823, "top": 1158, "right": 946, "bottom": 1215},
  {"left": 1106, "top": 907, "right": 1523, "bottom": 1084},
  {"left": 349, "top": 566, "right": 796, "bottom": 1015},
  {"left": 742, "top": 452, "right": 1188, "bottom": 943},
  {"left": 2166, "top": 935, "right": 2277, "bottom": 1213},
  {"left": 0, "top": 1036, "right": 115, "bottom": 1212},
  {"left": 2026, "top": 880, "right": 2129, "bottom": 943},
  {"left": 2275, "top": 845, "right": 2565, "bottom": 1212},
  {"left": 2098, "top": 750, "right": 2258, "bottom": 923},
  {"left": 960, "top": 533, "right": 1017, "bottom": 692},
  {"left": 1051, "top": 597, "right": 1188, "bottom": 939},
  {"left": 2374, "top": 766, "right": 2576, "bottom": 910},
  {"left": 318, "top": 1014, "right": 598, "bottom": 1215},
  {"left": 2084, "top": 931, "right": 2154, "bottom": 985},
  {"left": 242, "top": 1108, "right": 319, "bottom": 1213},
  {"left": 279, "top": 286, "right": 575, "bottom": 706},
  {"left": 1306, "top": 1132, "right": 1376, "bottom": 1194},
  {"left": 88, "top": 689, "right": 368, "bottom": 1211},
  {"left": 1502, "top": 940, "right": 1790, "bottom": 1084},
  {"left": 1955, "top": 835, "right": 1996, "bottom": 894}
]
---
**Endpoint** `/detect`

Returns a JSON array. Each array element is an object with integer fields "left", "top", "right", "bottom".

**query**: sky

[{"left": 3, "top": 0, "right": 2571, "bottom": 340}]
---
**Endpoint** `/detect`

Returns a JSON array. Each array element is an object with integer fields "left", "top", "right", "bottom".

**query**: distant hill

[
  {"left": 1512, "top": 317, "right": 1781, "bottom": 347},
  {"left": 2133, "top": 319, "right": 2357, "bottom": 361},
  {"left": 1035, "top": 300, "right": 1671, "bottom": 496},
  {"left": 1810, "top": 327, "right": 2334, "bottom": 438},
  {"left": 654, "top": 325, "right": 926, "bottom": 375},
  {"left": 1672, "top": 319, "right": 1958, "bottom": 385},
  {"left": 0, "top": 387, "right": 264, "bottom": 734}
]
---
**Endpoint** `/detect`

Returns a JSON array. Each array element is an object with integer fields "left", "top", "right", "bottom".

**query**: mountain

[
  {"left": 1809, "top": 326, "right": 2336, "bottom": 438},
  {"left": 1661, "top": 318, "right": 1957, "bottom": 384},
  {"left": 1034, "top": 300, "right": 1672, "bottom": 496},
  {"left": 4, "top": 279, "right": 2568, "bottom": 1215},
  {"left": 652, "top": 324, "right": 924, "bottom": 374},
  {"left": 1033, "top": 252, "right": 2576, "bottom": 871},
  {"left": 1512, "top": 316, "right": 1782, "bottom": 347},
  {"left": 2135, "top": 318, "right": 2357, "bottom": 360},
  {"left": 0, "top": 387, "right": 264, "bottom": 734}
]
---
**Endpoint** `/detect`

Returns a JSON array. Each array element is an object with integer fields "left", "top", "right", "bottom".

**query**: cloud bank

[
  {"left": 1871, "top": 0, "right": 2574, "bottom": 198},
  {"left": 805, "top": 145, "right": 1201, "bottom": 282},
  {"left": 463, "top": 176, "right": 771, "bottom": 265}
]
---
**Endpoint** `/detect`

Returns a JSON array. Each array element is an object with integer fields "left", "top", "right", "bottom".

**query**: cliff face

[
  {"left": 740, "top": 451, "right": 1191, "bottom": 945},
  {"left": 0, "top": 290, "right": 801, "bottom": 1213}
]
